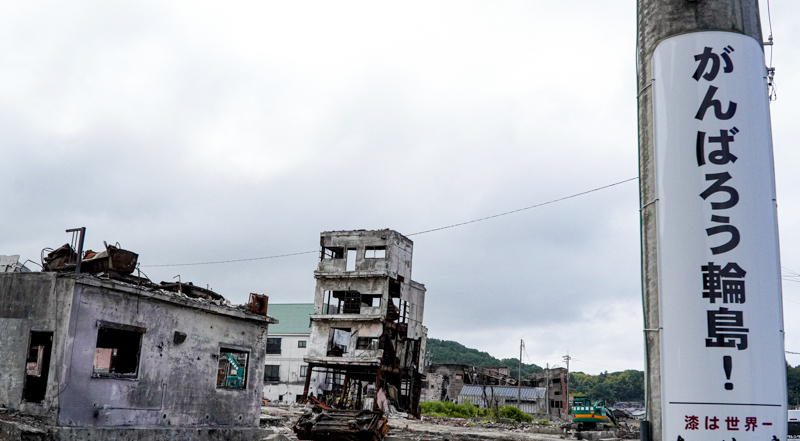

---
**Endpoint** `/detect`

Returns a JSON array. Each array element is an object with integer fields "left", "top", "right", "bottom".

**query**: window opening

[
  {"left": 298, "top": 340, "right": 307, "bottom": 348},
  {"left": 326, "top": 328, "right": 351, "bottom": 357},
  {"left": 300, "top": 365, "right": 308, "bottom": 377},
  {"left": 321, "top": 247, "right": 344, "bottom": 260},
  {"left": 264, "top": 365, "right": 280, "bottom": 383},
  {"left": 364, "top": 246, "right": 386, "bottom": 259},
  {"left": 266, "top": 337, "right": 281, "bottom": 354},
  {"left": 217, "top": 348, "right": 249, "bottom": 389},
  {"left": 345, "top": 248, "right": 356, "bottom": 271},
  {"left": 93, "top": 324, "right": 144, "bottom": 379},
  {"left": 360, "top": 295, "right": 381, "bottom": 308},
  {"left": 341, "top": 291, "right": 361, "bottom": 313},
  {"left": 356, "top": 337, "right": 379, "bottom": 350},
  {"left": 388, "top": 278, "right": 401, "bottom": 298},
  {"left": 23, "top": 331, "right": 53, "bottom": 403}
]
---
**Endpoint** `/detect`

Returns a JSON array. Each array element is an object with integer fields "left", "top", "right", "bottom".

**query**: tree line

[{"left": 427, "top": 338, "right": 800, "bottom": 406}]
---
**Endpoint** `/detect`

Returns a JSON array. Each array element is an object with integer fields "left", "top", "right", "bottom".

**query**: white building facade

[{"left": 262, "top": 303, "right": 327, "bottom": 404}]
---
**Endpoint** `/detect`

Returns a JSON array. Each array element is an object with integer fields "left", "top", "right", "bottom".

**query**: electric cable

[{"left": 142, "top": 176, "right": 638, "bottom": 268}]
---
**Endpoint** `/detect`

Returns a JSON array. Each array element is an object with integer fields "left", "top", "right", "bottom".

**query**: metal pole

[
  {"left": 66, "top": 227, "right": 85, "bottom": 275},
  {"left": 637, "top": 2, "right": 764, "bottom": 441},
  {"left": 517, "top": 339, "right": 522, "bottom": 408},
  {"left": 546, "top": 363, "right": 550, "bottom": 417},
  {"left": 563, "top": 354, "right": 570, "bottom": 414}
]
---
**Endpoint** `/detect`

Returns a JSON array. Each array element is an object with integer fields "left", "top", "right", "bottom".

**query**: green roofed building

[{"left": 262, "top": 304, "right": 329, "bottom": 404}]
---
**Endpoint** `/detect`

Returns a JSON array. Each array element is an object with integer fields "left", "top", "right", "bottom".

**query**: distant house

[
  {"left": 262, "top": 304, "right": 327, "bottom": 404},
  {"left": 458, "top": 385, "right": 546, "bottom": 415},
  {"left": 422, "top": 364, "right": 519, "bottom": 404},
  {"left": 529, "top": 367, "right": 569, "bottom": 416}
]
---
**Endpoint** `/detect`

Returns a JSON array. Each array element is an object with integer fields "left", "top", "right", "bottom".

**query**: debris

[
  {"left": 42, "top": 244, "right": 77, "bottom": 271},
  {"left": 80, "top": 243, "right": 138, "bottom": 275},
  {"left": 0, "top": 255, "right": 31, "bottom": 273},
  {"left": 293, "top": 405, "right": 388, "bottom": 441},
  {"left": 159, "top": 281, "right": 225, "bottom": 301}
]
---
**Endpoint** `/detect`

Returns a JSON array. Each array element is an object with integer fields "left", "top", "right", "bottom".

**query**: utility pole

[
  {"left": 638, "top": 2, "right": 785, "bottom": 441},
  {"left": 562, "top": 354, "right": 571, "bottom": 414},
  {"left": 545, "top": 363, "right": 550, "bottom": 417},
  {"left": 517, "top": 340, "right": 523, "bottom": 408}
]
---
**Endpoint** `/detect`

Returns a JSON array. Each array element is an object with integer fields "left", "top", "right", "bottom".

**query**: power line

[
  {"left": 142, "top": 176, "right": 638, "bottom": 268},
  {"left": 143, "top": 250, "right": 317, "bottom": 268},
  {"left": 407, "top": 177, "right": 638, "bottom": 236}
]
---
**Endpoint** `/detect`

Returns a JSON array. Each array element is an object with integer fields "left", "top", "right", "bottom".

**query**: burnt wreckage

[{"left": 299, "top": 230, "right": 427, "bottom": 426}]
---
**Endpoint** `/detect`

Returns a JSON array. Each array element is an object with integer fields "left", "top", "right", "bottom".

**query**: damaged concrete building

[
  {"left": 421, "top": 364, "right": 520, "bottom": 404},
  {"left": 300, "top": 229, "right": 427, "bottom": 417},
  {"left": 529, "top": 367, "right": 569, "bottom": 417},
  {"left": 0, "top": 239, "right": 277, "bottom": 440}
]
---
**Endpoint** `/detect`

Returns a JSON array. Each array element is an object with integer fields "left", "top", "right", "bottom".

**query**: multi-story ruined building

[
  {"left": 301, "top": 230, "right": 427, "bottom": 416},
  {"left": 529, "top": 367, "right": 569, "bottom": 417}
]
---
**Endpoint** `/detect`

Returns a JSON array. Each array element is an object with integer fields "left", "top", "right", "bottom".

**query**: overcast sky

[{"left": 2, "top": 1, "right": 798, "bottom": 375}]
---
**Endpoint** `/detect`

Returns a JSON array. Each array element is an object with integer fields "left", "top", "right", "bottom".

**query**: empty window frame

[
  {"left": 23, "top": 331, "right": 53, "bottom": 403},
  {"left": 321, "top": 247, "right": 344, "bottom": 260},
  {"left": 360, "top": 294, "right": 381, "bottom": 308},
  {"left": 217, "top": 348, "right": 249, "bottom": 389},
  {"left": 300, "top": 365, "right": 308, "bottom": 377},
  {"left": 356, "top": 337, "right": 379, "bottom": 350},
  {"left": 264, "top": 364, "right": 280, "bottom": 383},
  {"left": 364, "top": 246, "right": 386, "bottom": 259},
  {"left": 345, "top": 248, "right": 356, "bottom": 271},
  {"left": 266, "top": 337, "right": 282, "bottom": 354},
  {"left": 341, "top": 291, "right": 361, "bottom": 314},
  {"left": 93, "top": 323, "right": 145, "bottom": 379},
  {"left": 326, "top": 328, "right": 351, "bottom": 357},
  {"left": 298, "top": 340, "right": 307, "bottom": 348},
  {"left": 324, "top": 291, "right": 361, "bottom": 314}
]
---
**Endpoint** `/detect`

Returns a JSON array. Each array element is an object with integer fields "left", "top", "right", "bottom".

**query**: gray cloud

[{"left": 1, "top": 0, "right": 798, "bottom": 374}]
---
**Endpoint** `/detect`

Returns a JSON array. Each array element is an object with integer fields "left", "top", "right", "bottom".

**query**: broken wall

[
  {"left": 56, "top": 277, "right": 269, "bottom": 429},
  {"left": 0, "top": 273, "right": 74, "bottom": 423},
  {"left": 317, "top": 230, "right": 413, "bottom": 283},
  {"left": 306, "top": 320, "right": 384, "bottom": 363}
]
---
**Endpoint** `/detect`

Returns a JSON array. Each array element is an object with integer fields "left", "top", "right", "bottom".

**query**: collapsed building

[
  {"left": 529, "top": 367, "right": 569, "bottom": 417},
  {"left": 300, "top": 230, "right": 427, "bottom": 419},
  {"left": 0, "top": 235, "right": 276, "bottom": 440},
  {"left": 422, "top": 363, "right": 520, "bottom": 403}
]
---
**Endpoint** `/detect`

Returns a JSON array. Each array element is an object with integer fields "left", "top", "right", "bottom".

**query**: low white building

[{"left": 263, "top": 303, "right": 327, "bottom": 403}]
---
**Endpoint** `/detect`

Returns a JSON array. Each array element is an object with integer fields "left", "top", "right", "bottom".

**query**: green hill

[{"left": 426, "top": 338, "right": 542, "bottom": 379}]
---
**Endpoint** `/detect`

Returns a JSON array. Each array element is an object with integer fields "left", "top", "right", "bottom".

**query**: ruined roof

[
  {"left": 266, "top": 303, "right": 313, "bottom": 334},
  {"left": 319, "top": 229, "right": 413, "bottom": 244},
  {"left": 66, "top": 273, "right": 277, "bottom": 324},
  {"left": 459, "top": 385, "right": 547, "bottom": 400}
]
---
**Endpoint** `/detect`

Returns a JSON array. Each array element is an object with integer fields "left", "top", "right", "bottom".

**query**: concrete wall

[
  {"left": 0, "top": 273, "right": 272, "bottom": 433},
  {"left": 306, "top": 319, "right": 384, "bottom": 363},
  {"left": 421, "top": 373, "right": 448, "bottom": 402},
  {"left": 432, "top": 365, "right": 468, "bottom": 401},
  {"left": 312, "top": 277, "right": 388, "bottom": 316},
  {"left": 316, "top": 230, "right": 413, "bottom": 283},
  {"left": 0, "top": 273, "right": 74, "bottom": 423},
  {"left": 58, "top": 278, "right": 269, "bottom": 428}
]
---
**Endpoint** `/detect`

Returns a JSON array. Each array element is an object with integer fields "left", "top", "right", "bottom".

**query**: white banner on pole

[{"left": 652, "top": 32, "right": 787, "bottom": 441}]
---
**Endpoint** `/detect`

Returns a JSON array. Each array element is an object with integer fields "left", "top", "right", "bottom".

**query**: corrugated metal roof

[
  {"left": 459, "top": 385, "right": 546, "bottom": 400},
  {"left": 267, "top": 303, "right": 313, "bottom": 334}
]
